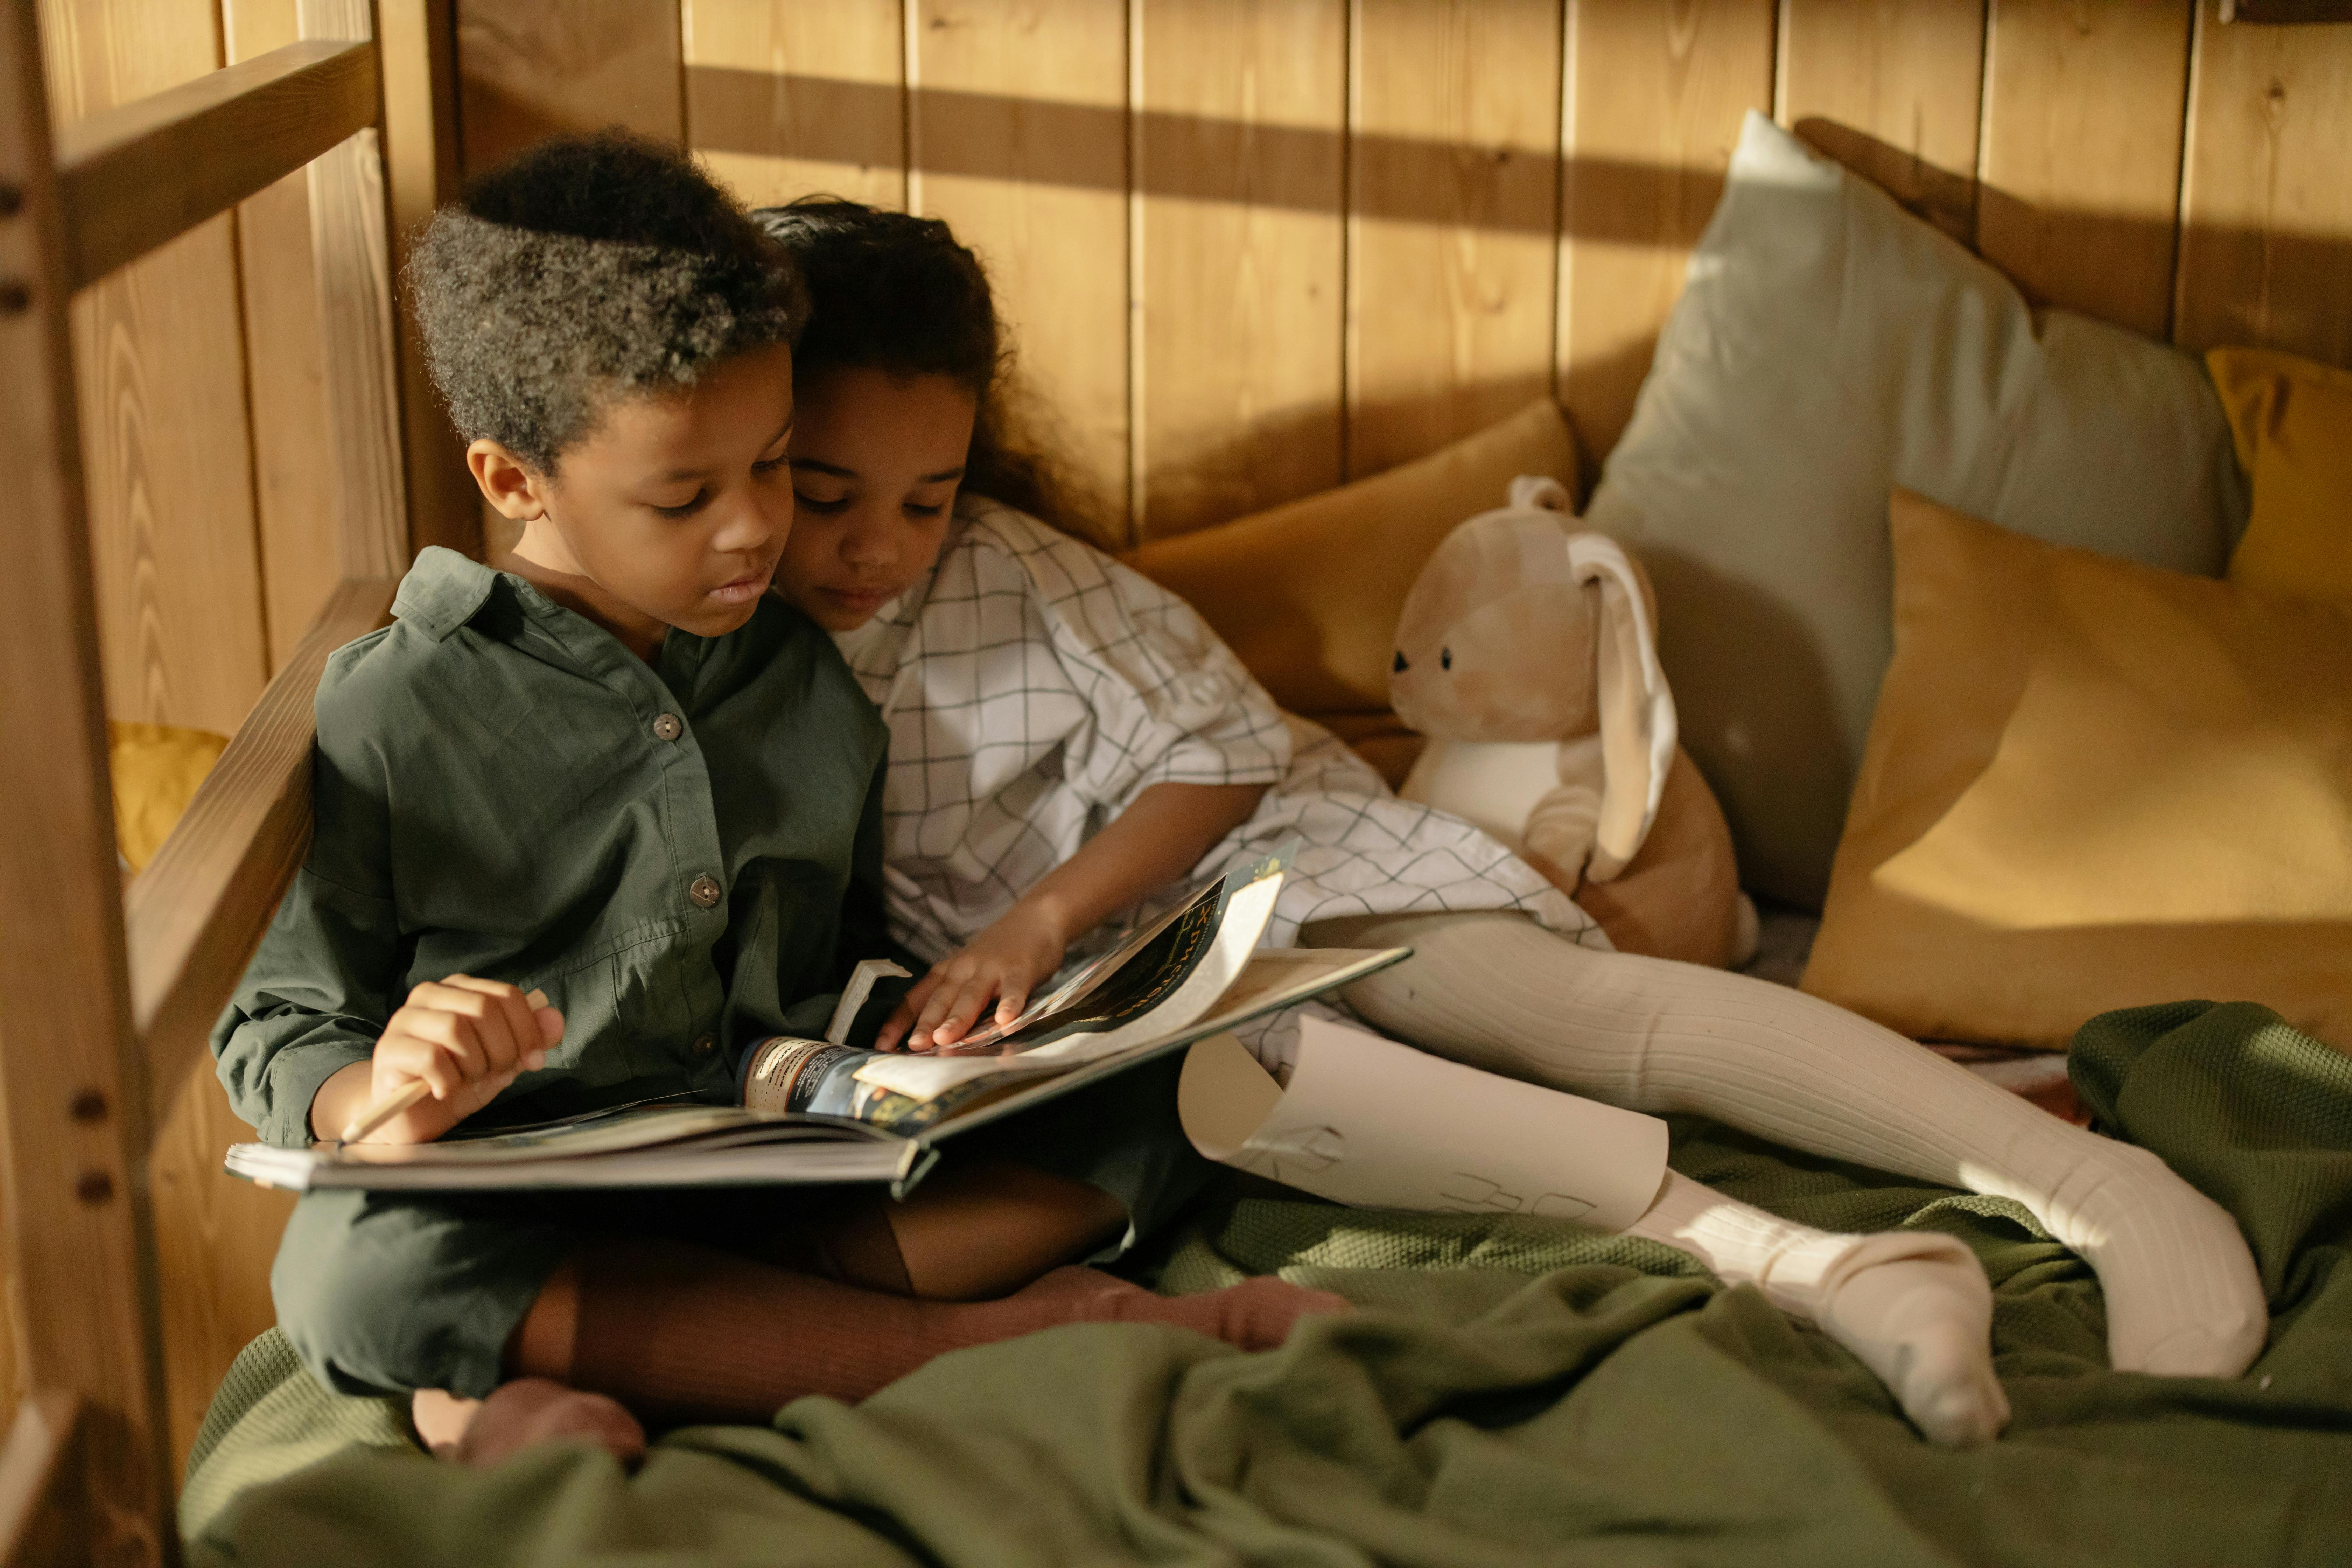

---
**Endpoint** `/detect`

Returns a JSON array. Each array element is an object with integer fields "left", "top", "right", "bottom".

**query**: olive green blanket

[{"left": 181, "top": 1001, "right": 2352, "bottom": 1566}]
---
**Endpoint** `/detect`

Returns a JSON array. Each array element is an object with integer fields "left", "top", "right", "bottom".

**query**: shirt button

[
  {"left": 688, "top": 874, "right": 723, "bottom": 908},
  {"left": 652, "top": 712, "right": 684, "bottom": 742},
  {"left": 693, "top": 1033, "right": 717, "bottom": 1056}
]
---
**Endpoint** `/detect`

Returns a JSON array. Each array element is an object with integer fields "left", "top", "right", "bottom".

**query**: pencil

[
  {"left": 337, "top": 987, "right": 554, "bottom": 1143},
  {"left": 339, "top": 1078, "right": 432, "bottom": 1144}
]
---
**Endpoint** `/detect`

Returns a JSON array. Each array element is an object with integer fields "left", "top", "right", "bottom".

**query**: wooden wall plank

[
  {"left": 455, "top": 0, "right": 684, "bottom": 172},
  {"left": 300, "top": 0, "right": 411, "bottom": 582},
  {"left": 1775, "top": 0, "right": 1989, "bottom": 244},
  {"left": 1133, "top": 0, "right": 1344, "bottom": 540},
  {"left": 908, "top": 0, "right": 1129, "bottom": 537},
  {"left": 41, "top": 0, "right": 271, "bottom": 738},
  {"left": 378, "top": 0, "right": 478, "bottom": 560},
  {"left": 682, "top": 0, "right": 906, "bottom": 211},
  {"left": 225, "top": 0, "right": 342, "bottom": 667},
  {"left": 1978, "top": 0, "right": 2194, "bottom": 342},
  {"left": 1346, "top": 0, "right": 1561, "bottom": 481},
  {"left": 1558, "top": 0, "right": 1777, "bottom": 467},
  {"left": 2174, "top": 0, "right": 2352, "bottom": 365}
]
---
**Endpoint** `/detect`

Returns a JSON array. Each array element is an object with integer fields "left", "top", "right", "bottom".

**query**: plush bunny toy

[{"left": 1391, "top": 477, "right": 1757, "bottom": 967}]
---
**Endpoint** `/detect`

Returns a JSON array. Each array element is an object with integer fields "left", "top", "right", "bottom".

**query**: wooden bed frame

[
  {"left": 0, "top": 4, "right": 451, "bottom": 1560},
  {"left": 4, "top": 1, "right": 2349, "bottom": 1561}
]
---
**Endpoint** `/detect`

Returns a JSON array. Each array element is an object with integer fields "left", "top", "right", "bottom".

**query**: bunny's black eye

[
  {"left": 1393, "top": 650, "right": 1409, "bottom": 673},
  {"left": 1440, "top": 648, "right": 1452, "bottom": 670}
]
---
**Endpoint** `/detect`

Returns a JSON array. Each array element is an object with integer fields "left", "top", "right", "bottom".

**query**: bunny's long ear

[{"left": 1567, "top": 533, "right": 1676, "bottom": 882}]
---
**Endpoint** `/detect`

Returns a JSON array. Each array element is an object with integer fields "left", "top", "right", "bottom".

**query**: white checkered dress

[{"left": 832, "top": 499, "right": 1602, "bottom": 1065}]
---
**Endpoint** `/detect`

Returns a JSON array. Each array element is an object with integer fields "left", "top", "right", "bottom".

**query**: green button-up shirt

[{"left": 214, "top": 547, "right": 889, "bottom": 1147}]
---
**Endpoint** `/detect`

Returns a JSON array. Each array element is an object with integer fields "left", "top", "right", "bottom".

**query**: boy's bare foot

[
  {"left": 418, "top": 1377, "right": 647, "bottom": 1469},
  {"left": 410, "top": 1388, "right": 479, "bottom": 1458}
]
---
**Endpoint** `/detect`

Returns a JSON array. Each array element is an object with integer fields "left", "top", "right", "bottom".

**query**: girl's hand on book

[
  {"left": 878, "top": 904, "right": 1069, "bottom": 1052},
  {"left": 336, "top": 977, "right": 563, "bottom": 1143}
]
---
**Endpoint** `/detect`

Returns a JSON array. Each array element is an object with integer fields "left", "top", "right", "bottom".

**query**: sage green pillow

[{"left": 1583, "top": 112, "right": 2245, "bottom": 908}]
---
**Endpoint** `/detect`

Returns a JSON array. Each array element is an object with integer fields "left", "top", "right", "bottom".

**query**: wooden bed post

[
  {"left": 1, "top": 1, "right": 431, "bottom": 1559},
  {"left": 0, "top": 0, "right": 176, "bottom": 1561}
]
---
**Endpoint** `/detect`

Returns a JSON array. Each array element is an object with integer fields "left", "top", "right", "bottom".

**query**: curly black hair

[
  {"left": 751, "top": 197, "right": 1112, "bottom": 548},
  {"left": 410, "top": 131, "right": 809, "bottom": 474}
]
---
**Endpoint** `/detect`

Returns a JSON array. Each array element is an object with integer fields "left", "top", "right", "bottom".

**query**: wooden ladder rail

[{"left": 0, "top": 3, "right": 450, "bottom": 1563}]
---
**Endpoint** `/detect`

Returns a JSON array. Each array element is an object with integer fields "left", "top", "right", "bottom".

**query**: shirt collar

[{"left": 391, "top": 546, "right": 502, "bottom": 642}]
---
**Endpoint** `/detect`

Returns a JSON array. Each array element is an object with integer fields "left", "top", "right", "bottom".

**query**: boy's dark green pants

[{"left": 273, "top": 1054, "right": 1214, "bottom": 1398}]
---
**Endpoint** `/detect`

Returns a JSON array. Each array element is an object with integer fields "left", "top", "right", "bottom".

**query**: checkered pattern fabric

[{"left": 831, "top": 499, "right": 1602, "bottom": 1071}]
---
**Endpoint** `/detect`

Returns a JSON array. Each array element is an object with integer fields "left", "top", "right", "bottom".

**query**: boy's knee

[{"left": 273, "top": 1189, "right": 570, "bottom": 1400}]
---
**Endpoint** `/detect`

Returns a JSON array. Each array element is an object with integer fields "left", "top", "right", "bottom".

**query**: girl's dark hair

[
  {"left": 751, "top": 197, "right": 1112, "bottom": 548},
  {"left": 411, "top": 131, "right": 808, "bottom": 473}
]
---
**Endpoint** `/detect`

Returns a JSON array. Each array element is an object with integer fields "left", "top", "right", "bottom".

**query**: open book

[{"left": 225, "top": 846, "right": 1407, "bottom": 1198}]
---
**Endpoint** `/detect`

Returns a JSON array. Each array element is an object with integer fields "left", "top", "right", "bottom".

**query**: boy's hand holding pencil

[{"left": 316, "top": 976, "right": 564, "bottom": 1145}]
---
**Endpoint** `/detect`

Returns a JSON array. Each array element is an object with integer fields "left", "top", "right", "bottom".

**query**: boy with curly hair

[{"left": 215, "top": 133, "right": 1338, "bottom": 1466}]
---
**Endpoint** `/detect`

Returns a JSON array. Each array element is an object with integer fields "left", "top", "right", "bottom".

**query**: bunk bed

[{"left": 5, "top": 2, "right": 2351, "bottom": 1563}]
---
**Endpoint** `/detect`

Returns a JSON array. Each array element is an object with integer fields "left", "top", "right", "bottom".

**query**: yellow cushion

[
  {"left": 1802, "top": 489, "right": 2352, "bottom": 1054},
  {"left": 109, "top": 720, "right": 227, "bottom": 874},
  {"left": 2207, "top": 346, "right": 2352, "bottom": 603},
  {"left": 1127, "top": 399, "right": 1580, "bottom": 784}
]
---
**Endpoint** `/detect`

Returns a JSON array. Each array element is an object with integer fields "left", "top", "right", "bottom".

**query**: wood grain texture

[
  {"left": 51, "top": 38, "right": 377, "bottom": 289},
  {"left": 1558, "top": 0, "right": 1777, "bottom": 465},
  {"left": 2174, "top": 0, "right": 2352, "bottom": 365},
  {"left": 1347, "top": 0, "right": 1562, "bottom": 480},
  {"left": 301, "top": 1, "right": 410, "bottom": 581},
  {"left": 457, "top": 0, "right": 685, "bottom": 170},
  {"left": 0, "top": 1240, "right": 17, "bottom": 1466},
  {"left": 1776, "top": 0, "right": 1990, "bottom": 243},
  {"left": 42, "top": 0, "right": 272, "bottom": 742},
  {"left": 2, "top": 6, "right": 174, "bottom": 1558},
  {"left": 909, "top": 0, "right": 1129, "bottom": 535},
  {"left": 1977, "top": 0, "right": 2194, "bottom": 340},
  {"left": 146, "top": 1068, "right": 293, "bottom": 1473},
  {"left": 1132, "top": 0, "right": 1343, "bottom": 539},
  {"left": 684, "top": 0, "right": 907, "bottom": 210},
  {"left": 226, "top": 0, "right": 343, "bottom": 668},
  {"left": 0, "top": 1392, "right": 85, "bottom": 1568},
  {"left": 126, "top": 577, "right": 398, "bottom": 1128}
]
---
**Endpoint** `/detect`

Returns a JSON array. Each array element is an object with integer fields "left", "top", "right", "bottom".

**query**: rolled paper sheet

[{"left": 1178, "top": 1014, "right": 1668, "bottom": 1232}]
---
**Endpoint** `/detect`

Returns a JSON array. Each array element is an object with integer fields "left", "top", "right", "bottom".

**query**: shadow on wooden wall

[{"left": 472, "top": 64, "right": 2352, "bottom": 411}]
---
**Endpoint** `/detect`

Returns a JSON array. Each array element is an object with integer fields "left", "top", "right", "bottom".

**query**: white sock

[
  {"left": 1626, "top": 1171, "right": 2008, "bottom": 1445},
  {"left": 1308, "top": 911, "right": 2267, "bottom": 1377}
]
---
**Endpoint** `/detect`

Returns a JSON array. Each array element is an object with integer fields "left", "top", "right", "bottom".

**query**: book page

[
  {"left": 1008, "top": 863, "right": 1285, "bottom": 1063},
  {"left": 1177, "top": 1015, "right": 1668, "bottom": 1233}
]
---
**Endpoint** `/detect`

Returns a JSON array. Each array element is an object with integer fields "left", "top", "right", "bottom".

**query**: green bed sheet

[{"left": 182, "top": 1000, "right": 2352, "bottom": 1566}]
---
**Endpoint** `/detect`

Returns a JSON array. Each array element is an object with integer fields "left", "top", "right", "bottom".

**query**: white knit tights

[
  {"left": 1305, "top": 911, "right": 2266, "bottom": 1379},
  {"left": 1628, "top": 1170, "right": 2008, "bottom": 1444}
]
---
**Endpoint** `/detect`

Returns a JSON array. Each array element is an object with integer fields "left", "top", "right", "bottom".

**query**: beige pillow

[
  {"left": 1803, "top": 490, "right": 2352, "bottom": 1054},
  {"left": 1127, "top": 399, "right": 1580, "bottom": 784},
  {"left": 2207, "top": 346, "right": 2352, "bottom": 604}
]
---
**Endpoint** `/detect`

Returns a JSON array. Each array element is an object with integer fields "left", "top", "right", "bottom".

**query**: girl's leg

[
  {"left": 1305, "top": 910, "right": 2265, "bottom": 1377},
  {"left": 1627, "top": 1171, "right": 2007, "bottom": 1444}
]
